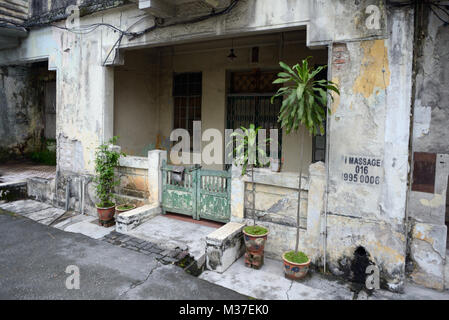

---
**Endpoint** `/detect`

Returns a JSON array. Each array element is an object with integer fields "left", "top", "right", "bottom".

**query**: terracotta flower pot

[
  {"left": 115, "top": 204, "right": 137, "bottom": 215},
  {"left": 96, "top": 204, "right": 115, "bottom": 224},
  {"left": 242, "top": 229, "right": 269, "bottom": 252},
  {"left": 282, "top": 252, "right": 311, "bottom": 280}
]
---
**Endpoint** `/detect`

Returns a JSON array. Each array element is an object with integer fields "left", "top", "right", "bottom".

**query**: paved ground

[
  {"left": 0, "top": 210, "right": 247, "bottom": 300},
  {"left": 0, "top": 161, "right": 55, "bottom": 184},
  {"left": 0, "top": 200, "right": 217, "bottom": 267},
  {"left": 0, "top": 199, "right": 65, "bottom": 225},
  {"left": 101, "top": 231, "right": 190, "bottom": 266},
  {"left": 3, "top": 200, "right": 448, "bottom": 300},
  {"left": 200, "top": 256, "right": 449, "bottom": 300},
  {"left": 125, "top": 215, "right": 218, "bottom": 262}
]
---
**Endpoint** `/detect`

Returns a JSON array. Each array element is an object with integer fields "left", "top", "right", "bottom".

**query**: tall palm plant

[
  {"left": 271, "top": 58, "right": 339, "bottom": 255},
  {"left": 227, "top": 124, "right": 271, "bottom": 226}
]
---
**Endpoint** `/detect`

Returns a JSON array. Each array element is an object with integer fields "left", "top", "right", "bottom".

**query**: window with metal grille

[
  {"left": 312, "top": 65, "right": 328, "bottom": 163},
  {"left": 173, "top": 73, "right": 202, "bottom": 138},
  {"left": 312, "top": 128, "right": 326, "bottom": 163},
  {"left": 226, "top": 70, "right": 282, "bottom": 167}
]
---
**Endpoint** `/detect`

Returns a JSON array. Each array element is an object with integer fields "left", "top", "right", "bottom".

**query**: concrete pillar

[
  {"left": 230, "top": 164, "right": 245, "bottom": 221},
  {"left": 148, "top": 150, "right": 167, "bottom": 205},
  {"left": 305, "top": 162, "right": 326, "bottom": 262},
  {"left": 103, "top": 67, "right": 114, "bottom": 143}
]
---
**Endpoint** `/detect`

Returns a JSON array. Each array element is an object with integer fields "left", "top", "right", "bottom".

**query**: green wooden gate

[{"left": 161, "top": 161, "right": 232, "bottom": 223}]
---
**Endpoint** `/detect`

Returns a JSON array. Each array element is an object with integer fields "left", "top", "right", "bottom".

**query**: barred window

[{"left": 173, "top": 72, "right": 202, "bottom": 137}]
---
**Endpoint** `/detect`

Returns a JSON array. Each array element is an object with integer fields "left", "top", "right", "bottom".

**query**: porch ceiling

[
  {"left": 0, "top": 25, "right": 27, "bottom": 50},
  {"left": 124, "top": 29, "right": 308, "bottom": 56},
  {"left": 132, "top": 0, "right": 230, "bottom": 18}
]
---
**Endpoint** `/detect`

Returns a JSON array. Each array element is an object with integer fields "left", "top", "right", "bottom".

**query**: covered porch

[
  {"left": 110, "top": 29, "right": 330, "bottom": 269},
  {"left": 113, "top": 29, "right": 328, "bottom": 173}
]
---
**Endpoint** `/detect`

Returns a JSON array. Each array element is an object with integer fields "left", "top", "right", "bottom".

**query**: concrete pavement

[{"left": 0, "top": 210, "right": 247, "bottom": 300}]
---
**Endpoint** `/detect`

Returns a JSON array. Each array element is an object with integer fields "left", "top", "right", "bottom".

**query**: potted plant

[
  {"left": 272, "top": 58, "right": 340, "bottom": 279},
  {"left": 227, "top": 124, "right": 271, "bottom": 269},
  {"left": 115, "top": 203, "right": 137, "bottom": 215},
  {"left": 94, "top": 136, "right": 125, "bottom": 226}
]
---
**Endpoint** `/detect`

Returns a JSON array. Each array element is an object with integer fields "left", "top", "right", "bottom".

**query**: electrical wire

[{"left": 430, "top": 2, "right": 449, "bottom": 24}]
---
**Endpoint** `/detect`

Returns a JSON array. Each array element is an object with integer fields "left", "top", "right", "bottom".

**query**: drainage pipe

[
  {"left": 81, "top": 176, "right": 86, "bottom": 215},
  {"left": 78, "top": 177, "right": 83, "bottom": 214},
  {"left": 322, "top": 44, "right": 333, "bottom": 274},
  {"left": 65, "top": 178, "right": 71, "bottom": 211}
]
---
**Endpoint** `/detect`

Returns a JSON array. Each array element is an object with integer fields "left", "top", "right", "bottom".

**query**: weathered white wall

[
  {"left": 407, "top": 4, "right": 449, "bottom": 291},
  {"left": 324, "top": 6, "right": 414, "bottom": 292}
]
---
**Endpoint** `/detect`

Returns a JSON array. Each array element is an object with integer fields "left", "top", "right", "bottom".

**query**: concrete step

[
  {"left": 0, "top": 199, "right": 65, "bottom": 225},
  {"left": 0, "top": 181, "right": 27, "bottom": 202},
  {"left": 113, "top": 193, "right": 148, "bottom": 207},
  {"left": 115, "top": 203, "right": 161, "bottom": 233}
]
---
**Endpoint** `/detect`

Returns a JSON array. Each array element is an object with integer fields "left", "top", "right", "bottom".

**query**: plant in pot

[
  {"left": 271, "top": 59, "right": 340, "bottom": 280},
  {"left": 115, "top": 203, "right": 137, "bottom": 215},
  {"left": 94, "top": 136, "right": 126, "bottom": 227},
  {"left": 227, "top": 124, "right": 271, "bottom": 269}
]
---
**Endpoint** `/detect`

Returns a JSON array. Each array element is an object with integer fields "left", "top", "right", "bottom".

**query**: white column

[{"left": 148, "top": 150, "right": 167, "bottom": 205}]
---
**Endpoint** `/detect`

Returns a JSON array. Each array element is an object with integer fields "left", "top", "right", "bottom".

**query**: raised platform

[
  {"left": 205, "top": 222, "right": 246, "bottom": 273},
  {"left": 115, "top": 204, "right": 161, "bottom": 233}
]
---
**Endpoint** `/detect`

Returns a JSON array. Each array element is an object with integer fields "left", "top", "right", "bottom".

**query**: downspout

[
  {"left": 404, "top": 0, "right": 421, "bottom": 271},
  {"left": 81, "top": 176, "right": 86, "bottom": 215},
  {"left": 322, "top": 43, "right": 333, "bottom": 273},
  {"left": 65, "top": 177, "right": 71, "bottom": 211},
  {"left": 79, "top": 176, "right": 86, "bottom": 215}
]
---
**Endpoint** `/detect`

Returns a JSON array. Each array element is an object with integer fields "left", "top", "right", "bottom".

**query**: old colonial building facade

[{"left": 1, "top": 0, "right": 448, "bottom": 293}]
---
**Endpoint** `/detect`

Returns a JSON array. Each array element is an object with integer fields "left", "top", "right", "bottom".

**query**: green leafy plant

[
  {"left": 226, "top": 124, "right": 271, "bottom": 176},
  {"left": 271, "top": 59, "right": 339, "bottom": 135},
  {"left": 116, "top": 204, "right": 135, "bottom": 211},
  {"left": 30, "top": 149, "right": 56, "bottom": 166},
  {"left": 284, "top": 251, "right": 309, "bottom": 264},
  {"left": 94, "top": 136, "right": 125, "bottom": 208},
  {"left": 227, "top": 124, "right": 272, "bottom": 230},
  {"left": 272, "top": 58, "right": 340, "bottom": 256}
]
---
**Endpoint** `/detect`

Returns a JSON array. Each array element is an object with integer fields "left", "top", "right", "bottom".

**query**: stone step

[
  {"left": 113, "top": 193, "right": 148, "bottom": 207},
  {"left": 0, "top": 181, "right": 27, "bottom": 202},
  {"left": 115, "top": 203, "right": 161, "bottom": 233},
  {"left": 0, "top": 199, "right": 65, "bottom": 225}
]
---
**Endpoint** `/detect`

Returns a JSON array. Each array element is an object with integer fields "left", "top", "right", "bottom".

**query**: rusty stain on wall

[{"left": 353, "top": 40, "right": 391, "bottom": 99}]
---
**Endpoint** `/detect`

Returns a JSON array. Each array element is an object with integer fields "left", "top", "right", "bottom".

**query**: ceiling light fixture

[{"left": 228, "top": 39, "right": 237, "bottom": 61}]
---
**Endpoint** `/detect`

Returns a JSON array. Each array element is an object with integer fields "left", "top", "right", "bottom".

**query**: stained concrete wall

[
  {"left": 0, "top": 63, "right": 55, "bottom": 161},
  {"left": 323, "top": 6, "right": 414, "bottom": 292},
  {"left": 407, "top": 4, "right": 449, "bottom": 291}
]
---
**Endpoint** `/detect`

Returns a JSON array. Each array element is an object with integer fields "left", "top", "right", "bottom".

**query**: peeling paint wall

[
  {"left": 325, "top": 6, "right": 414, "bottom": 292},
  {"left": 408, "top": 4, "right": 449, "bottom": 291}
]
